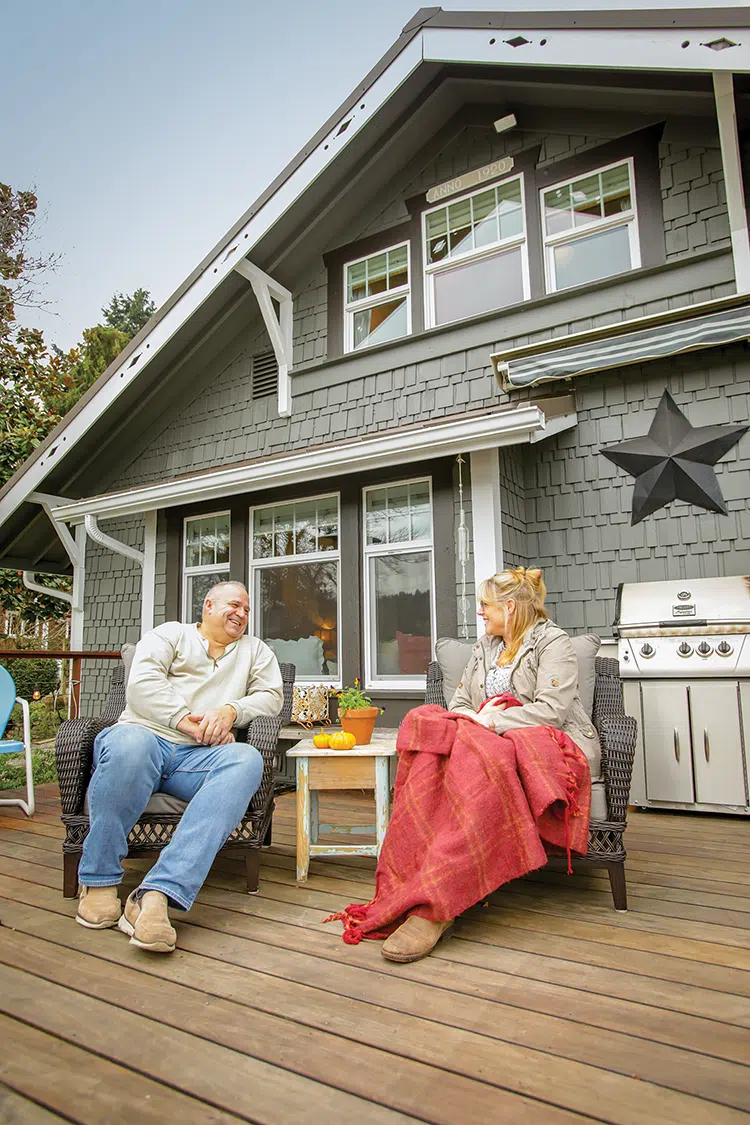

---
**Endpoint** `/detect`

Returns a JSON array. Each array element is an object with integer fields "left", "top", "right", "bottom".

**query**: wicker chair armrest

[
  {"left": 245, "top": 713, "right": 283, "bottom": 814},
  {"left": 598, "top": 714, "right": 637, "bottom": 823},
  {"left": 54, "top": 717, "right": 111, "bottom": 816},
  {"left": 426, "top": 662, "right": 448, "bottom": 709}
]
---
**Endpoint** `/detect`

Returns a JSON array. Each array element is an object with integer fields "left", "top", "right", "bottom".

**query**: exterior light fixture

[{"left": 493, "top": 113, "right": 517, "bottom": 134}]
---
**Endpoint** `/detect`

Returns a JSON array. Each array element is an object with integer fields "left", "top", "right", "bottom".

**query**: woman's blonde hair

[{"left": 477, "top": 566, "right": 548, "bottom": 665}]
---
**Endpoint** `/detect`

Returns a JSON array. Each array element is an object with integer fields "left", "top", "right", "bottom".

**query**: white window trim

[
  {"left": 422, "top": 172, "right": 530, "bottom": 329},
  {"left": 181, "top": 509, "right": 231, "bottom": 624},
  {"left": 362, "top": 477, "right": 437, "bottom": 692},
  {"left": 343, "top": 241, "right": 411, "bottom": 354},
  {"left": 248, "top": 492, "right": 342, "bottom": 684},
  {"left": 540, "top": 156, "right": 641, "bottom": 294}
]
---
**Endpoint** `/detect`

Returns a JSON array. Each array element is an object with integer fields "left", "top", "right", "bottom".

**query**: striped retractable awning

[{"left": 492, "top": 299, "right": 750, "bottom": 390}]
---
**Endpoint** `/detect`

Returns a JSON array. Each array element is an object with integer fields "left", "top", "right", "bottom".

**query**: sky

[{"left": 3, "top": 0, "right": 738, "bottom": 350}]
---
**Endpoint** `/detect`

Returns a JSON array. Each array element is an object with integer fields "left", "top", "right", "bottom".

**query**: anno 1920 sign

[{"left": 425, "top": 157, "right": 515, "bottom": 204}]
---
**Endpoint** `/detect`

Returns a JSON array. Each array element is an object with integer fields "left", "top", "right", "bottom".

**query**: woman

[
  {"left": 380, "top": 566, "right": 599, "bottom": 962},
  {"left": 328, "top": 565, "right": 596, "bottom": 962}
]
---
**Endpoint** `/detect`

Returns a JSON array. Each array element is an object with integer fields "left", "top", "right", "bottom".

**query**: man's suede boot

[
  {"left": 118, "top": 890, "right": 177, "bottom": 953},
  {"left": 76, "top": 885, "right": 122, "bottom": 929},
  {"left": 381, "top": 916, "right": 454, "bottom": 962}
]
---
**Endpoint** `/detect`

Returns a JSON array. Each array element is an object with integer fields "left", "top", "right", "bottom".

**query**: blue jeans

[{"left": 78, "top": 723, "right": 264, "bottom": 910}]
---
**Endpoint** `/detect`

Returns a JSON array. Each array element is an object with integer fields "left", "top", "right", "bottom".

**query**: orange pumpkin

[
  {"left": 329, "top": 730, "right": 357, "bottom": 751},
  {"left": 312, "top": 731, "right": 330, "bottom": 748}
]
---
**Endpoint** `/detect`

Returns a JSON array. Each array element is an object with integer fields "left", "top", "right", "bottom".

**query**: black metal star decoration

[{"left": 600, "top": 390, "right": 748, "bottom": 525}]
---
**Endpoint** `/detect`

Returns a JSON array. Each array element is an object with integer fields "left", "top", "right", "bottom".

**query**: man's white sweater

[{"left": 119, "top": 622, "right": 284, "bottom": 744}]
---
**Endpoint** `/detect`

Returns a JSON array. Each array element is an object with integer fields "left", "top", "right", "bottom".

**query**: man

[{"left": 76, "top": 580, "right": 283, "bottom": 953}]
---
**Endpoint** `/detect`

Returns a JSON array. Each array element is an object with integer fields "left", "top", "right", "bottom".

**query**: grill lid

[{"left": 614, "top": 575, "right": 750, "bottom": 635}]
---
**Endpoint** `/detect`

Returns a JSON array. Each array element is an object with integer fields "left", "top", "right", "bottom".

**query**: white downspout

[
  {"left": 84, "top": 512, "right": 156, "bottom": 634},
  {"left": 714, "top": 71, "right": 750, "bottom": 294}
]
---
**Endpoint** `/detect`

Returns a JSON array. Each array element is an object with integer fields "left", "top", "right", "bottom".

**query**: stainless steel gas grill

[{"left": 614, "top": 576, "right": 750, "bottom": 815}]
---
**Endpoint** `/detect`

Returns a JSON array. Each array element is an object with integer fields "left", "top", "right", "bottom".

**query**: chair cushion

[
  {"left": 396, "top": 631, "right": 432, "bottom": 675},
  {"left": 590, "top": 779, "right": 607, "bottom": 821},
  {"left": 266, "top": 636, "right": 324, "bottom": 676},
  {"left": 84, "top": 790, "right": 189, "bottom": 816},
  {"left": 121, "top": 642, "right": 137, "bottom": 687},
  {"left": 435, "top": 637, "right": 473, "bottom": 707},
  {"left": 435, "top": 632, "right": 600, "bottom": 718},
  {"left": 570, "top": 633, "right": 600, "bottom": 720}
]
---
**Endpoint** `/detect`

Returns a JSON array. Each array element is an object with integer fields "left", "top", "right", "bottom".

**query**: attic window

[
  {"left": 505, "top": 36, "right": 530, "bottom": 48},
  {"left": 251, "top": 350, "right": 278, "bottom": 399},
  {"left": 703, "top": 38, "right": 738, "bottom": 51}
]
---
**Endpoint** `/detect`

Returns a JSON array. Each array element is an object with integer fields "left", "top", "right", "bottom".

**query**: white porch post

[
  {"left": 470, "top": 449, "right": 504, "bottom": 587},
  {"left": 141, "top": 510, "right": 157, "bottom": 633},
  {"left": 70, "top": 524, "right": 86, "bottom": 650},
  {"left": 714, "top": 71, "right": 750, "bottom": 294}
]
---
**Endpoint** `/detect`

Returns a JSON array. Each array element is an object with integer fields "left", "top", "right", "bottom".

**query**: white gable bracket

[
  {"left": 233, "top": 259, "right": 293, "bottom": 417},
  {"left": 22, "top": 572, "right": 74, "bottom": 606}
]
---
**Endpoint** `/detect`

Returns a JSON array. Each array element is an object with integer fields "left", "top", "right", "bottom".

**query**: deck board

[{"left": 1, "top": 783, "right": 749, "bottom": 1124}]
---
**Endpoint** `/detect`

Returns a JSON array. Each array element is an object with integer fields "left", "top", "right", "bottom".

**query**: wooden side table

[{"left": 286, "top": 731, "right": 398, "bottom": 882}]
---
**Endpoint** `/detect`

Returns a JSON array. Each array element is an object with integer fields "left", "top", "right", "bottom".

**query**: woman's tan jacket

[{"left": 448, "top": 618, "right": 602, "bottom": 781}]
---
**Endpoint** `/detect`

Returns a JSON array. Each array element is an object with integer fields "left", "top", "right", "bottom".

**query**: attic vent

[
  {"left": 505, "top": 36, "right": 530, "bottom": 48},
  {"left": 251, "top": 350, "right": 278, "bottom": 399}
]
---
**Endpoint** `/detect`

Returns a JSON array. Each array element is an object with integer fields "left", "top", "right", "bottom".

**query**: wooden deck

[{"left": 1, "top": 784, "right": 749, "bottom": 1125}]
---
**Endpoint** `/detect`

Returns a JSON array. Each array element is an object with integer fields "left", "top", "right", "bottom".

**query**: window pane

[
  {"left": 198, "top": 519, "right": 215, "bottom": 566},
  {"left": 448, "top": 198, "right": 473, "bottom": 256},
  {"left": 294, "top": 500, "right": 318, "bottom": 555},
  {"left": 370, "top": 552, "right": 432, "bottom": 677},
  {"left": 409, "top": 481, "right": 431, "bottom": 540},
  {"left": 544, "top": 184, "right": 572, "bottom": 236},
  {"left": 602, "top": 163, "right": 632, "bottom": 216},
  {"left": 185, "top": 520, "right": 202, "bottom": 568},
  {"left": 253, "top": 506, "right": 274, "bottom": 559},
  {"left": 433, "top": 245, "right": 524, "bottom": 325},
  {"left": 366, "top": 489, "right": 388, "bottom": 545},
  {"left": 387, "top": 484, "right": 410, "bottom": 544},
  {"left": 367, "top": 252, "right": 388, "bottom": 297},
  {"left": 353, "top": 297, "right": 408, "bottom": 349},
  {"left": 572, "top": 173, "right": 602, "bottom": 228},
  {"left": 214, "top": 514, "right": 230, "bottom": 565},
  {"left": 388, "top": 245, "right": 408, "bottom": 289},
  {"left": 258, "top": 561, "right": 338, "bottom": 677},
  {"left": 274, "top": 505, "right": 294, "bottom": 557},
  {"left": 472, "top": 189, "right": 499, "bottom": 249},
  {"left": 553, "top": 224, "right": 632, "bottom": 290},
  {"left": 347, "top": 260, "right": 367, "bottom": 303},
  {"left": 186, "top": 571, "right": 227, "bottom": 624},
  {"left": 317, "top": 497, "right": 339, "bottom": 552},
  {"left": 496, "top": 179, "right": 523, "bottom": 240}
]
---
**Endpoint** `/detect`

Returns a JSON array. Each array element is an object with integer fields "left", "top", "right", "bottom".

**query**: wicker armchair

[
  {"left": 425, "top": 655, "right": 637, "bottom": 910},
  {"left": 54, "top": 660, "right": 295, "bottom": 898}
]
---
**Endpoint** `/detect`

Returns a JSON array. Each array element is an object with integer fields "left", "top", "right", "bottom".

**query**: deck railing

[{"left": 0, "top": 650, "right": 121, "bottom": 718}]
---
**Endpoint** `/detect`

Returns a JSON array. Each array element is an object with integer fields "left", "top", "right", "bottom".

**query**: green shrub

[
  {"left": 0, "top": 746, "right": 58, "bottom": 790},
  {"left": 4, "top": 700, "right": 63, "bottom": 743},
  {"left": 0, "top": 656, "right": 60, "bottom": 701}
]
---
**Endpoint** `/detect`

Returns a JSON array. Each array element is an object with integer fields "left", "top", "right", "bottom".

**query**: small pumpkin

[
  {"left": 329, "top": 730, "right": 357, "bottom": 751},
  {"left": 312, "top": 731, "right": 330, "bottom": 748}
]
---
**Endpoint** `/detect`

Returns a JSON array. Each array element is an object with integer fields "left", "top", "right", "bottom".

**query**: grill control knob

[
  {"left": 678, "top": 642, "right": 692, "bottom": 657},
  {"left": 697, "top": 641, "right": 712, "bottom": 656},
  {"left": 717, "top": 641, "right": 733, "bottom": 656},
  {"left": 640, "top": 643, "right": 654, "bottom": 657}
]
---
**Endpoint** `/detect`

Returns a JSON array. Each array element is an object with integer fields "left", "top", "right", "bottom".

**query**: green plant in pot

[{"left": 337, "top": 679, "right": 380, "bottom": 745}]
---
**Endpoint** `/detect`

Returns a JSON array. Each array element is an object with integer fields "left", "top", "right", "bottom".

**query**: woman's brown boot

[{"left": 381, "top": 916, "right": 454, "bottom": 962}]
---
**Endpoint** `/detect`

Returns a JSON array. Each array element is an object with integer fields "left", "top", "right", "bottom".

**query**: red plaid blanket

[{"left": 326, "top": 704, "right": 591, "bottom": 943}]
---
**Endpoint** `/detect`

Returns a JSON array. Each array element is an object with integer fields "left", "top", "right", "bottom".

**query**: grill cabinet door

[
  {"left": 641, "top": 683, "right": 694, "bottom": 804},
  {"left": 688, "top": 682, "right": 746, "bottom": 806}
]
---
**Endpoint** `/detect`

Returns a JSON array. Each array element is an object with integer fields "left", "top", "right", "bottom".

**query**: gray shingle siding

[{"left": 660, "top": 143, "right": 729, "bottom": 261}]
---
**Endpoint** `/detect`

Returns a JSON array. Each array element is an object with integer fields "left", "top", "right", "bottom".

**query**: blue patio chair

[{"left": 0, "top": 664, "right": 35, "bottom": 816}]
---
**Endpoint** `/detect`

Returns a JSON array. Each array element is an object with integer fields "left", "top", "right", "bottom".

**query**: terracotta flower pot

[{"left": 340, "top": 706, "right": 378, "bottom": 745}]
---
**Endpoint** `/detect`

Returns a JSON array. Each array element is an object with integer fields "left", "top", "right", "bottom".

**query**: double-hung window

[
  {"left": 249, "top": 495, "right": 340, "bottom": 681},
  {"left": 344, "top": 243, "right": 410, "bottom": 352},
  {"left": 182, "top": 512, "right": 231, "bottom": 623},
  {"left": 363, "top": 479, "right": 435, "bottom": 689},
  {"left": 541, "top": 158, "right": 640, "bottom": 292},
  {"left": 423, "top": 175, "right": 529, "bottom": 327}
]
